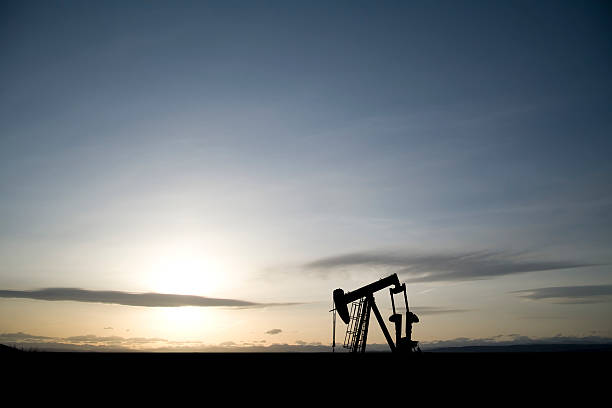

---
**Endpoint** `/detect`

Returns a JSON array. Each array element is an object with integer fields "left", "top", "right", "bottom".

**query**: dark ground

[{"left": 3, "top": 346, "right": 610, "bottom": 402}]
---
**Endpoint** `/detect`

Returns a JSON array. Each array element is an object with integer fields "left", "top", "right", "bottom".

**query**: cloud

[
  {"left": 421, "top": 334, "right": 612, "bottom": 350},
  {"left": 387, "top": 306, "right": 471, "bottom": 315},
  {"left": 0, "top": 332, "right": 54, "bottom": 342},
  {"left": 4, "top": 331, "right": 611, "bottom": 353},
  {"left": 0, "top": 332, "right": 171, "bottom": 351},
  {"left": 0, "top": 288, "right": 298, "bottom": 308},
  {"left": 411, "top": 306, "right": 471, "bottom": 315},
  {"left": 294, "top": 340, "right": 323, "bottom": 346},
  {"left": 512, "top": 284, "right": 612, "bottom": 304},
  {"left": 265, "top": 329, "right": 282, "bottom": 335},
  {"left": 303, "top": 250, "right": 597, "bottom": 283},
  {"left": 0, "top": 331, "right": 332, "bottom": 352}
]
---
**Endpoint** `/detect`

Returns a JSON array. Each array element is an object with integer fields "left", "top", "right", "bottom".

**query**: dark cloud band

[
  {"left": 303, "top": 250, "right": 598, "bottom": 283},
  {"left": 0, "top": 288, "right": 295, "bottom": 308},
  {"left": 512, "top": 284, "right": 612, "bottom": 304}
]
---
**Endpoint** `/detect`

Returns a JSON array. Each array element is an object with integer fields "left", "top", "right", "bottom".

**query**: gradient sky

[{"left": 1, "top": 0, "right": 611, "bottom": 351}]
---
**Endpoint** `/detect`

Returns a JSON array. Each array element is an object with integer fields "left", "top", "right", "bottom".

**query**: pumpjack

[{"left": 332, "top": 273, "right": 420, "bottom": 353}]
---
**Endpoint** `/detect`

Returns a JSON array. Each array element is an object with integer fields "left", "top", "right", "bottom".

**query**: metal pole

[
  {"left": 369, "top": 295, "right": 396, "bottom": 352},
  {"left": 360, "top": 301, "right": 371, "bottom": 353},
  {"left": 332, "top": 302, "right": 336, "bottom": 352}
]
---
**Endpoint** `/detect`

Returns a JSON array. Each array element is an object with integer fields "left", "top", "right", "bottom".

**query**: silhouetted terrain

[
  {"left": 427, "top": 343, "right": 612, "bottom": 353},
  {"left": 0, "top": 343, "right": 20, "bottom": 353},
  {"left": 3, "top": 341, "right": 611, "bottom": 353},
  {"left": 4, "top": 344, "right": 610, "bottom": 371},
  {"left": 4, "top": 346, "right": 609, "bottom": 400}
]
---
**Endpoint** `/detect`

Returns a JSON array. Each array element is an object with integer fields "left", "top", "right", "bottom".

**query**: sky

[{"left": 1, "top": 0, "right": 611, "bottom": 351}]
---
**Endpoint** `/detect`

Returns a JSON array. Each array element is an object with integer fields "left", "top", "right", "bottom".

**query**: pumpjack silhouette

[{"left": 331, "top": 273, "right": 420, "bottom": 353}]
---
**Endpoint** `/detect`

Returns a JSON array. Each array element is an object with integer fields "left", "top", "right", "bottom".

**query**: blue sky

[{"left": 1, "top": 1, "right": 611, "bottom": 349}]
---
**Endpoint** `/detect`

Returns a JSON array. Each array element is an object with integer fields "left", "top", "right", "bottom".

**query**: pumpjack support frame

[{"left": 332, "top": 273, "right": 419, "bottom": 353}]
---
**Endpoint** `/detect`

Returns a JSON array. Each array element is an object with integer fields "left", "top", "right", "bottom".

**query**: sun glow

[{"left": 147, "top": 245, "right": 225, "bottom": 297}]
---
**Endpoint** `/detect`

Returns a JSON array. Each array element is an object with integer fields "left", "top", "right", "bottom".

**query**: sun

[{"left": 147, "top": 245, "right": 224, "bottom": 296}]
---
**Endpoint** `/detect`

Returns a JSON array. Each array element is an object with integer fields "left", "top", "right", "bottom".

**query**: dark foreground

[{"left": 4, "top": 349, "right": 610, "bottom": 397}]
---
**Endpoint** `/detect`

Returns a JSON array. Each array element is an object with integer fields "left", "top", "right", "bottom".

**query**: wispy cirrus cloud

[
  {"left": 512, "top": 284, "right": 612, "bottom": 304},
  {"left": 0, "top": 288, "right": 298, "bottom": 308},
  {"left": 411, "top": 306, "right": 471, "bottom": 315},
  {"left": 386, "top": 306, "right": 471, "bottom": 315},
  {"left": 303, "top": 250, "right": 598, "bottom": 283}
]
